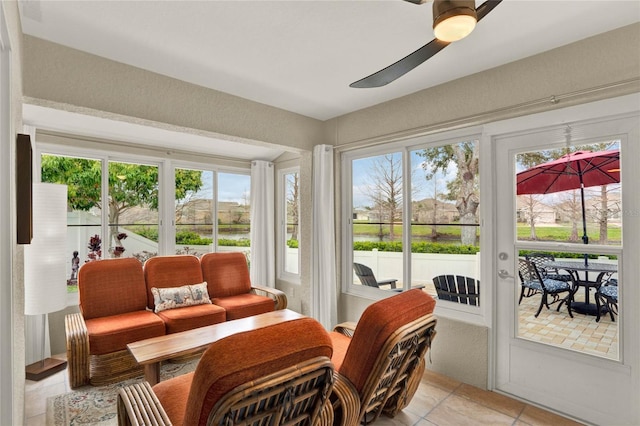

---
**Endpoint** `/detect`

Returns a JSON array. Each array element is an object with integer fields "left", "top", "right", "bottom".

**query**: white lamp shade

[{"left": 24, "top": 183, "right": 68, "bottom": 315}]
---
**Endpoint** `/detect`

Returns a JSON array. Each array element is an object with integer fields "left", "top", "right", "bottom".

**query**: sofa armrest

[
  {"left": 250, "top": 284, "right": 288, "bottom": 310},
  {"left": 117, "top": 382, "right": 171, "bottom": 426},
  {"left": 331, "top": 373, "right": 360, "bottom": 426},
  {"left": 333, "top": 322, "right": 357, "bottom": 338},
  {"left": 65, "top": 313, "right": 90, "bottom": 389}
]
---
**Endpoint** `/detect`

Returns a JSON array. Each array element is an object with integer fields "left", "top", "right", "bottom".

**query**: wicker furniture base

[{"left": 89, "top": 350, "right": 145, "bottom": 387}]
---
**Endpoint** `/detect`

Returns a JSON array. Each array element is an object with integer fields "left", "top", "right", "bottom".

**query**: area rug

[{"left": 46, "top": 359, "right": 199, "bottom": 426}]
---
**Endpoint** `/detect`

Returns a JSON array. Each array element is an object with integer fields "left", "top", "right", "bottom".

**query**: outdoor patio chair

[
  {"left": 328, "top": 289, "right": 437, "bottom": 425},
  {"left": 518, "top": 258, "right": 573, "bottom": 318},
  {"left": 595, "top": 282, "right": 618, "bottom": 322},
  {"left": 524, "top": 252, "right": 572, "bottom": 282},
  {"left": 432, "top": 275, "right": 480, "bottom": 306},
  {"left": 117, "top": 317, "right": 335, "bottom": 426},
  {"left": 353, "top": 262, "right": 398, "bottom": 289},
  {"left": 353, "top": 263, "right": 425, "bottom": 291}
]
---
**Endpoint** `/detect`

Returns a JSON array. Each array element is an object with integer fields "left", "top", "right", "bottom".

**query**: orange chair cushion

[
  {"left": 157, "top": 303, "right": 226, "bottom": 334},
  {"left": 144, "top": 255, "right": 204, "bottom": 311},
  {"left": 78, "top": 257, "right": 148, "bottom": 320},
  {"left": 200, "top": 252, "right": 251, "bottom": 298},
  {"left": 327, "top": 331, "right": 351, "bottom": 372},
  {"left": 153, "top": 372, "right": 194, "bottom": 425},
  {"left": 85, "top": 310, "right": 165, "bottom": 355},
  {"left": 212, "top": 293, "right": 274, "bottom": 320},
  {"left": 155, "top": 317, "right": 333, "bottom": 426},
  {"left": 334, "top": 289, "right": 436, "bottom": 393}
]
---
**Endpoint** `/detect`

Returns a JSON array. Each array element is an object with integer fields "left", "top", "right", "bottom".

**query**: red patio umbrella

[{"left": 516, "top": 150, "right": 620, "bottom": 259}]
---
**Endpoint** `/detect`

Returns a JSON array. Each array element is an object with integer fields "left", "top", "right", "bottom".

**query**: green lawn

[{"left": 352, "top": 222, "right": 620, "bottom": 243}]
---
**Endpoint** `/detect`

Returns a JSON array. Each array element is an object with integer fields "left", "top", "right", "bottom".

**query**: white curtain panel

[
  {"left": 311, "top": 145, "right": 337, "bottom": 330},
  {"left": 249, "top": 160, "right": 275, "bottom": 287}
]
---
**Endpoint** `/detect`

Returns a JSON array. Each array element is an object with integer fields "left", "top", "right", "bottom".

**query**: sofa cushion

[
  {"left": 144, "top": 255, "right": 204, "bottom": 311},
  {"left": 85, "top": 310, "right": 166, "bottom": 355},
  {"left": 212, "top": 293, "right": 274, "bottom": 320},
  {"left": 157, "top": 303, "right": 226, "bottom": 334},
  {"left": 334, "top": 289, "right": 436, "bottom": 393},
  {"left": 151, "top": 282, "right": 212, "bottom": 313},
  {"left": 200, "top": 252, "right": 252, "bottom": 298},
  {"left": 78, "top": 257, "right": 149, "bottom": 320}
]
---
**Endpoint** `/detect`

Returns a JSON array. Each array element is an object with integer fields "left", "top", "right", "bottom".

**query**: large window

[
  {"left": 217, "top": 172, "right": 251, "bottom": 254},
  {"left": 281, "top": 168, "right": 300, "bottom": 276},
  {"left": 175, "top": 167, "right": 212, "bottom": 257},
  {"left": 344, "top": 135, "right": 481, "bottom": 308},
  {"left": 39, "top": 146, "right": 252, "bottom": 293}
]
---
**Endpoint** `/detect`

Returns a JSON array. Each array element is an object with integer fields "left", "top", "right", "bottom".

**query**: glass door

[{"left": 493, "top": 98, "right": 639, "bottom": 425}]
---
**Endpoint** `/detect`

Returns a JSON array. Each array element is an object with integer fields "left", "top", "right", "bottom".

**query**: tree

[
  {"left": 286, "top": 172, "right": 299, "bottom": 242},
  {"left": 418, "top": 142, "right": 479, "bottom": 245},
  {"left": 365, "top": 154, "right": 403, "bottom": 241},
  {"left": 519, "top": 195, "right": 543, "bottom": 240},
  {"left": 41, "top": 155, "right": 203, "bottom": 247}
]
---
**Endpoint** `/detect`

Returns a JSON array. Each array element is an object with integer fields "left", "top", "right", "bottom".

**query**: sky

[
  {"left": 351, "top": 150, "right": 457, "bottom": 210},
  {"left": 184, "top": 170, "right": 250, "bottom": 204}
]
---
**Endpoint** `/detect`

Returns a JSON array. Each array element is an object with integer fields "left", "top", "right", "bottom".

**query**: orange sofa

[{"left": 65, "top": 253, "right": 287, "bottom": 388}]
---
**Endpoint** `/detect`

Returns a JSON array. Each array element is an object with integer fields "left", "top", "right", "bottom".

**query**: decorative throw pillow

[{"left": 151, "top": 282, "right": 212, "bottom": 313}]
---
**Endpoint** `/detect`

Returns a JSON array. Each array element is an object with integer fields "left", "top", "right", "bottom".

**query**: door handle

[{"left": 498, "top": 269, "right": 514, "bottom": 279}]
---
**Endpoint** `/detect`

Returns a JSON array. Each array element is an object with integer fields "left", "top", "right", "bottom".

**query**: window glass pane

[
  {"left": 515, "top": 140, "right": 621, "bottom": 360},
  {"left": 108, "top": 161, "right": 159, "bottom": 263},
  {"left": 175, "top": 168, "right": 210, "bottom": 256},
  {"left": 41, "top": 154, "right": 102, "bottom": 293},
  {"left": 352, "top": 153, "right": 404, "bottom": 289},
  {"left": 410, "top": 141, "right": 480, "bottom": 301},
  {"left": 217, "top": 172, "right": 250, "bottom": 254},
  {"left": 516, "top": 141, "right": 621, "bottom": 246},
  {"left": 284, "top": 171, "right": 300, "bottom": 274}
]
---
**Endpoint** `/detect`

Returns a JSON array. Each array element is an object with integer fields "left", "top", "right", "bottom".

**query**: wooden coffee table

[{"left": 127, "top": 309, "right": 305, "bottom": 385}]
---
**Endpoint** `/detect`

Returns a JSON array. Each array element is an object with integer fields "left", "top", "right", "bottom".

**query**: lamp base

[{"left": 26, "top": 357, "right": 67, "bottom": 381}]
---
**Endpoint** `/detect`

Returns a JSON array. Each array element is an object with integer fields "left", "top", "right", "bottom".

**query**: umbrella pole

[{"left": 580, "top": 179, "right": 589, "bottom": 266}]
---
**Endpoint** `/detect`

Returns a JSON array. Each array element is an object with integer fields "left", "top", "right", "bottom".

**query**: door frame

[{"left": 485, "top": 93, "right": 640, "bottom": 425}]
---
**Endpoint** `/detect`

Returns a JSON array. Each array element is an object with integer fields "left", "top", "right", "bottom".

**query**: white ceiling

[{"left": 18, "top": 1, "right": 640, "bottom": 158}]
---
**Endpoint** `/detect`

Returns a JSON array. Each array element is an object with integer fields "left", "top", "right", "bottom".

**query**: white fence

[{"left": 352, "top": 249, "right": 480, "bottom": 285}]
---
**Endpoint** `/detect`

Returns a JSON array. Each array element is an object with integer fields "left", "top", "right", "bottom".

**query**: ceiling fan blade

[
  {"left": 350, "top": 38, "right": 449, "bottom": 88},
  {"left": 350, "top": 0, "right": 502, "bottom": 88},
  {"left": 476, "top": 0, "right": 502, "bottom": 20}
]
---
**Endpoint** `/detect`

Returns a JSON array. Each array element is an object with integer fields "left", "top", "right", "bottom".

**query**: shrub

[
  {"left": 176, "top": 230, "right": 212, "bottom": 245},
  {"left": 352, "top": 241, "right": 479, "bottom": 254}
]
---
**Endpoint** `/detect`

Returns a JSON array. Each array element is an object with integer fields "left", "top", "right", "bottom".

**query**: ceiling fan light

[{"left": 433, "top": 0, "right": 477, "bottom": 42}]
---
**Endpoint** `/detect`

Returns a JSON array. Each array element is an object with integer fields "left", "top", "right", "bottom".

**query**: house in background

[{"left": 1, "top": 2, "right": 639, "bottom": 425}]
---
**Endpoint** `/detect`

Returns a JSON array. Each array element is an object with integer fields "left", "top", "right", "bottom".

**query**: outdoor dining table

[{"left": 547, "top": 260, "right": 617, "bottom": 316}]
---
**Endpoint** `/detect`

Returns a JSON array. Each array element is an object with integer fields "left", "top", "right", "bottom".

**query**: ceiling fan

[{"left": 350, "top": 0, "right": 503, "bottom": 88}]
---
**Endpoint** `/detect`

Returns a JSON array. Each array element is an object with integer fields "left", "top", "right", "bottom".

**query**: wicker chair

[
  {"left": 66, "top": 257, "right": 167, "bottom": 388},
  {"left": 329, "top": 289, "right": 437, "bottom": 425},
  {"left": 200, "top": 252, "right": 287, "bottom": 319},
  {"left": 117, "top": 317, "right": 335, "bottom": 426}
]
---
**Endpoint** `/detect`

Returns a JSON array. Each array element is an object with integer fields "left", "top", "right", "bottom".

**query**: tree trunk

[
  {"left": 598, "top": 185, "right": 608, "bottom": 244},
  {"left": 457, "top": 193, "right": 479, "bottom": 245}
]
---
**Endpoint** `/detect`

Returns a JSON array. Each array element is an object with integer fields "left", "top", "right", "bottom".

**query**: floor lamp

[{"left": 24, "top": 183, "right": 68, "bottom": 381}]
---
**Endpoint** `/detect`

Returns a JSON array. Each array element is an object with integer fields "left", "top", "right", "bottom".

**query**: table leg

[{"left": 144, "top": 363, "right": 160, "bottom": 386}]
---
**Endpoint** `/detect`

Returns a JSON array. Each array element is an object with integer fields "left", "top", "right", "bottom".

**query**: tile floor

[{"left": 25, "top": 359, "right": 584, "bottom": 426}]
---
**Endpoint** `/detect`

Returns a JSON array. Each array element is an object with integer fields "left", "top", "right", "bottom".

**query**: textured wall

[
  {"left": 23, "top": 36, "right": 324, "bottom": 153},
  {"left": 335, "top": 23, "right": 640, "bottom": 147}
]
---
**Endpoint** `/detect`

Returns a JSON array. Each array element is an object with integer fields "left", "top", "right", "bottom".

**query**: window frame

[
  {"left": 277, "top": 166, "right": 301, "bottom": 283},
  {"left": 36, "top": 140, "right": 252, "bottom": 306},
  {"left": 341, "top": 127, "right": 489, "bottom": 325}
]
